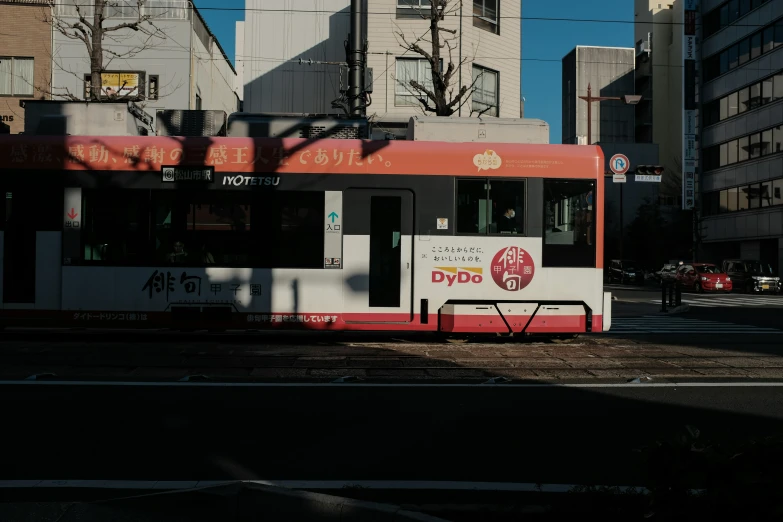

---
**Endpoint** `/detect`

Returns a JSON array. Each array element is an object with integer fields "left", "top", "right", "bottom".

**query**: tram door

[
  {"left": 343, "top": 189, "right": 414, "bottom": 323},
  {"left": 2, "top": 188, "right": 37, "bottom": 304}
]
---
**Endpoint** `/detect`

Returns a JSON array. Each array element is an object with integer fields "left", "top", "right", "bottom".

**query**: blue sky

[{"left": 197, "top": 0, "right": 634, "bottom": 144}]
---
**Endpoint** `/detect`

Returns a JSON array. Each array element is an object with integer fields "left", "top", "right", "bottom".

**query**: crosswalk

[
  {"left": 646, "top": 294, "right": 783, "bottom": 308},
  {"left": 606, "top": 316, "right": 783, "bottom": 334}
]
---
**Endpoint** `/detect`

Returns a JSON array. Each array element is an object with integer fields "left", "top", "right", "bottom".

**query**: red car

[{"left": 675, "top": 263, "right": 732, "bottom": 293}]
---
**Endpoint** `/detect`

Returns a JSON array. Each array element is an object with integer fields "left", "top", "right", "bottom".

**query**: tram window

[
  {"left": 542, "top": 179, "right": 596, "bottom": 267},
  {"left": 456, "top": 178, "right": 525, "bottom": 235},
  {"left": 82, "top": 189, "right": 150, "bottom": 265},
  {"left": 80, "top": 189, "right": 324, "bottom": 268},
  {"left": 152, "top": 190, "right": 324, "bottom": 268}
]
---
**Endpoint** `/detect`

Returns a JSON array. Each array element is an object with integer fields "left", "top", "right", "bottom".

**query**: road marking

[
  {"left": 607, "top": 316, "right": 783, "bottom": 334},
  {"left": 647, "top": 295, "right": 783, "bottom": 308},
  {"left": 2, "top": 380, "right": 783, "bottom": 388}
]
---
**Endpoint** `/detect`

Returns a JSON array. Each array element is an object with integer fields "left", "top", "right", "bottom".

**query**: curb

[{"left": 658, "top": 304, "right": 690, "bottom": 315}]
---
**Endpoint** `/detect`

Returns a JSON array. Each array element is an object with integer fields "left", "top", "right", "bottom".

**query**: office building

[
  {"left": 698, "top": 0, "right": 783, "bottom": 274},
  {"left": 0, "top": 0, "right": 52, "bottom": 134},
  {"left": 561, "top": 46, "right": 636, "bottom": 145}
]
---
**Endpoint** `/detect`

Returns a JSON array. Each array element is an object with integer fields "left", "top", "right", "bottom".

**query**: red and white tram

[{"left": 0, "top": 135, "right": 611, "bottom": 334}]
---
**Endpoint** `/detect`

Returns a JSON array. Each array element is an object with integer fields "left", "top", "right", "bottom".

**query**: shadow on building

[{"left": 242, "top": 6, "right": 353, "bottom": 117}]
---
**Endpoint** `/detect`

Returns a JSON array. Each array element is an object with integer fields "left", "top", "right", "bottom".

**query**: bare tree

[
  {"left": 394, "top": 0, "right": 486, "bottom": 116},
  {"left": 42, "top": 0, "right": 168, "bottom": 101}
]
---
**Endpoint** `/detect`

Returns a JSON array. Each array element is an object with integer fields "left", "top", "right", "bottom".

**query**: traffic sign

[
  {"left": 613, "top": 174, "right": 627, "bottom": 183},
  {"left": 609, "top": 154, "right": 630, "bottom": 175},
  {"left": 635, "top": 174, "right": 662, "bottom": 182}
]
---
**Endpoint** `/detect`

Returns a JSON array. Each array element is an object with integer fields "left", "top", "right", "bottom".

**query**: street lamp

[
  {"left": 578, "top": 84, "right": 642, "bottom": 145},
  {"left": 578, "top": 85, "right": 642, "bottom": 260}
]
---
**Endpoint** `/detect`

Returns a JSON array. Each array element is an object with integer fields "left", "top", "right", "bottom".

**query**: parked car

[
  {"left": 608, "top": 259, "right": 645, "bottom": 285},
  {"left": 722, "top": 259, "right": 781, "bottom": 294},
  {"left": 675, "top": 263, "right": 732, "bottom": 293},
  {"left": 655, "top": 264, "right": 678, "bottom": 283}
]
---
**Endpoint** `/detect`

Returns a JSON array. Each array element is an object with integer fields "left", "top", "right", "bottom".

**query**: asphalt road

[{"left": 2, "top": 381, "right": 783, "bottom": 488}]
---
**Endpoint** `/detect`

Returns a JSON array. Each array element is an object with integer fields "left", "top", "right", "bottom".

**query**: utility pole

[
  {"left": 579, "top": 84, "right": 642, "bottom": 259},
  {"left": 348, "top": 0, "right": 364, "bottom": 117}
]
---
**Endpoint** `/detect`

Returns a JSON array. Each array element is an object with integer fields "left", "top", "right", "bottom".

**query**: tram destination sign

[{"left": 161, "top": 166, "right": 215, "bottom": 183}]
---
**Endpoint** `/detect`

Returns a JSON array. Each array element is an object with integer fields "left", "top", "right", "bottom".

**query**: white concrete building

[
  {"left": 52, "top": 0, "right": 238, "bottom": 126},
  {"left": 239, "top": 0, "right": 521, "bottom": 131}
]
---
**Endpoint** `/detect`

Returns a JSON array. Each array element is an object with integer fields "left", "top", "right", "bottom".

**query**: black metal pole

[
  {"left": 661, "top": 281, "right": 667, "bottom": 313},
  {"left": 586, "top": 84, "right": 592, "bottom": 145},
  {"left": 619, "top": 183, "right": 624, "bottom": 258},
  {"left": 348, "top": 0, "right": 363, "bottom": 117}
]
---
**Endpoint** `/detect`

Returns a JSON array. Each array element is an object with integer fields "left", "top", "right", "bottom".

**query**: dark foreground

[
  {"left": 3, "top": 382, "right": 783, "bottom": 520},
  {"left": 3, "top": 381, "right": 783, "bottom": 484}
]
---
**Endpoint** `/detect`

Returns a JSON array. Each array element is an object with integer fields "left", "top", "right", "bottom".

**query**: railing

[{"left": 660, "top": 280, "right": 683, "bottom": 312}]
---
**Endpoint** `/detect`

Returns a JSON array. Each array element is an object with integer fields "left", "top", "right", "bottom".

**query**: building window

[
  {"left": 774, "top": 179, "right": 783, "bottom": 206},
  {"left": 148, "top": 75, "right": 159, "bottom": 101},
  {"left": 83, "top": 74, "right": 92, "bottom": 99},
  {"left": 395, "top": 58, "right": 441, "bottom": 107},
  {"left": 473, "top": 0, "right": 499, "bottom": 34},
  {"left": 704, "top": 72, "right": 783, "bottom": 128},
  {"left": 396, "top": 0, "right": 437, "bottom": 18},
  {"left": 456, "top": 178, "right": 525, "bottom": 235},
  {"left": 543, "top": 179, "right": 596, "bottom": 268},
  {"left": 58, "top": 0, "right": 187, "bottom": 20},
  {"left": 704, "top": 122, "right": 783, "bottom": 171},
  {"left": 472, "top": 65, "right": 498, "bottom": 116},
  {"left": 704, "top": 17, "right": 783, "bottom": 82},
  {"left": 106, "top": 0, "right": 141, "bottom": 18},
  {"left": 0, "top": 57, "right": 34, "bottom": 97},
  {"left": 703, "top": 175, "right": 783, "bottom": 216}
]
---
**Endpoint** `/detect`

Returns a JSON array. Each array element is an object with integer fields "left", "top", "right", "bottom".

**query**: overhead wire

[{"left": 37, "top": 2, "right": 771, "bottom": 28}]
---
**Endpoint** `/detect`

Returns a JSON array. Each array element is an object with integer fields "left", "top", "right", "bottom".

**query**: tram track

[{"left": 1, "top": 354, "right": 781, "bottom": 381}]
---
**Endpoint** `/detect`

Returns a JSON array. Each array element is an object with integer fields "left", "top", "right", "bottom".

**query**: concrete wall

[
  {"left": 242, "top": 0, "right": 350, "bottom": 114},
  {"left": 561, "top": 46, "right": 636, "bottom": 145},
  {"left": 0, "top": 1, "right": 52, "bottom": 134},
  {"left": 191, "top": 15, "right": 238, "bottom": 115},
  {"left": 634, "top": 0, "right": 684, "bottom": 197},
  {"left": 241, "top": 0, "right": 522, "bottom": 120}
]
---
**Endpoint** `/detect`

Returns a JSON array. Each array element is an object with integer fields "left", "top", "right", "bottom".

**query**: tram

[{"left": 0, "top": 135, "right": 611, "bottom": 334}]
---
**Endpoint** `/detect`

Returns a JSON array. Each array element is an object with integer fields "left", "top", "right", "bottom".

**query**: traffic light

[{"left": 635, "top": 165, "right": 664, "bottom": 175}]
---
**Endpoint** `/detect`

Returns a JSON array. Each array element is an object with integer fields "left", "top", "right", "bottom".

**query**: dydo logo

[
  {"left": 489, "top": 246, "right": 536, "bottom": 291},
  {"left": 432, "top": 266, "right": 483, "bottom": 286}
]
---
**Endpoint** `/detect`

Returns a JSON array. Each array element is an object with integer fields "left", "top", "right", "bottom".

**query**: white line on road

[{"left": 2, "top": 380, "right": 783, "bottom": 388}]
